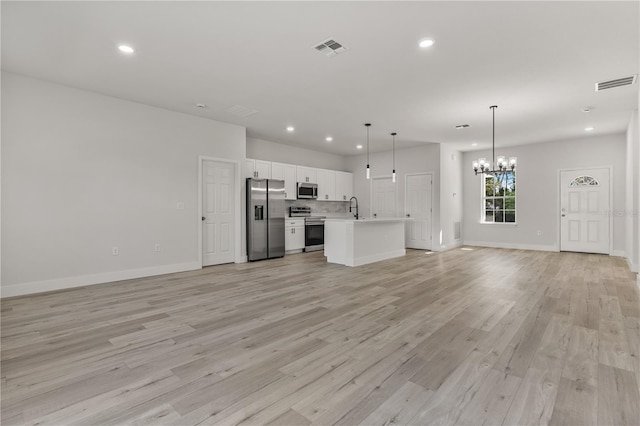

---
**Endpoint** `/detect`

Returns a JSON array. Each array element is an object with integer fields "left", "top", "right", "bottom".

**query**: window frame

[{"left": 480, "top": 170, "right": 517, "bottom": 225}]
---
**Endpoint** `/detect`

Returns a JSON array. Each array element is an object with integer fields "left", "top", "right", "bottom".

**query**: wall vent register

[
  {"left": 313, "top": 38, "right": 347, "bottom": 57},
  {"left": 595, "top": 75, "right": 637, "bottom": 91}
]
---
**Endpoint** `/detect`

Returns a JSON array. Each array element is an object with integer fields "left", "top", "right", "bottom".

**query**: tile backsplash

[{"left": 286, "top": 200, "right": 348, "bottom": 215}]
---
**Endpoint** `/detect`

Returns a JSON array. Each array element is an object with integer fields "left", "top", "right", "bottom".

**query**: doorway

[
  {"left": 371, "top": 177, "right": 397, "bottom": 218},
  {"left": 559, "top": 167, "right": 611, "bottom": 254},
  {"left": 201, "top": 159, "right": 237, "bottom": 266},
  {"left": 405, "top": 173, "right": 433, "bottom": 250}
]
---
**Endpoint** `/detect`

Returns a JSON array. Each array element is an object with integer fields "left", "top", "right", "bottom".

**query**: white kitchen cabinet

[
  {"left": 271, "top": 162, "right": 297, "bottom": 200},
  {"left": 244, "top": 158, "right": 271, "bottom": 179},
  {"left": 285, "top": 219, "right": 305, "bottom": 252},
  {"left": 316, "top": 169, "right": 336, "bottom": 201},
  {"left": 335, "top": 171, "right": 354, "bottom": 201},
  {"left": 296, "top": 166, "right": 317, "bottom": 184}
]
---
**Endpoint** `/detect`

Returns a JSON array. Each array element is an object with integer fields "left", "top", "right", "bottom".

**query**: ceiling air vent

[
  {"left": 595, "top": 75, "right": 637, "bottom": 91},
  {"left": 313, "top": 38, "right": 347, "bottom": 57}
]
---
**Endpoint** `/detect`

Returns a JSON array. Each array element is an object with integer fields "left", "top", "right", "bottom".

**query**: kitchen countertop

[{"left": 323, "top": 217, "right": 413, "bottom": 223}]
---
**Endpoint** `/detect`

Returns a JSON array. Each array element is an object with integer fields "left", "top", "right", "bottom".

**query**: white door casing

[
  {"left": 371, "top": 177, "right": 397, "bottom": 218},
  {"left": 202, "top": 160, "right": 235, "bottom": 266},
  {"left": 560, "top": 168, "right": 610, "bottom": 254},
  {"left": 405, "top": 173, "right": 433, "bottom": 250}
]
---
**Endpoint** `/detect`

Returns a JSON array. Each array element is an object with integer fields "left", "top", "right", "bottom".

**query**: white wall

[
  {"left": 462, "top": 134, "right": 627, "bottom": 253},
  {"left": 346, "top": 144, "right": 441, "bottom": 247},
  {"left": 626, "top": 109, "right": 639, "bottom": 273},
  {"left": 247, "top": 137, "right": 348, "bottom": 171},
  {"left": 1, "top": 72, "right": 246, "bottom": 296},
  {"left": 439, "top": 144, "right": 463, "bottom": 250}
]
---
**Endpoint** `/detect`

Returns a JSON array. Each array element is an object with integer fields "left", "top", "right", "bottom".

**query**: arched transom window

[{"left": 569, "top": 175, "right": 599, "bottom": 187}]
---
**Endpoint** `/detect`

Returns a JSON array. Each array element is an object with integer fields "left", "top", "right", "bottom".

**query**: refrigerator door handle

[{"left": 255, "top": 205, "right": 264, "bottom": 220}]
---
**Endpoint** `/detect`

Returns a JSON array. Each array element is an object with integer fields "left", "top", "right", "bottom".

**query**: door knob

[
  {"left": 202, "top": 216, "right": 206, "bottom": 221},
  {"left": 406, "top": 214, "right": 411, "bottom": 217},
  {"left": 561, "top": 214, "right": 566, "bottom": 217}
]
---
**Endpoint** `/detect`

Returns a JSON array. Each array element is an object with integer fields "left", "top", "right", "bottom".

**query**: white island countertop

[
  {"left": 324, "top": 217, "right": 412, "bottom": 267},
  {"left": 324, "top": 217, "right": 412, "bottom": 223}
]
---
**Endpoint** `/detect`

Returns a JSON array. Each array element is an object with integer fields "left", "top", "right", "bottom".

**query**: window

[
  {"left": 569, "top": 175, "right": 599, "bottom": 187},
  {"left": 482, "top": 171, "right": 516, "bottom": 223}
]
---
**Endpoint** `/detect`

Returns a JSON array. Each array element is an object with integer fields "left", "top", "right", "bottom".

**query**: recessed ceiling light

[
  {"left": 196, "top": 103, "right": 207, "bottom": 109},
  {"left": 471, "top": 142, "right": 478, "bottom": 146},
  {"left": 585, "top": 126, "right": 594, "bottom": 131},
  {"left": 455, "top": 124, "right": 470, "bottom": 130},
  {"left": 325, "top": 136, "right": 333, "bottom": 142},
  {"left": 418, "top": 38, "right": 435, "bottom": 48},
  {"left": 118, "top": 45, "right": 135, "bottom": 54},
  {"left": 356, "top": 145, "right": 363, "bottom": 149},
  {"left": 286, "top": 126, "right": 295, "bottom": 132},
  {"left": 582, "top": 107, "right": 592, "bottom": 113}
]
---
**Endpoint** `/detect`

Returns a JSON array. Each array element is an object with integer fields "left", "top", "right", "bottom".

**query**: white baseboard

[
  {"left": 237, "top": 255, "right": 248, "bottom": 264},
  {"left": 1, "top": 261, "right": 201, "bottom": 298},
  {"left": 611, "top": 250, "right": 626, "bottom": 257},
  {"left": 625, "top": 256, "right": 639, "bottom": 273},
  {"left": 462, "top": 240, "right": 558, "bottom": 252}
]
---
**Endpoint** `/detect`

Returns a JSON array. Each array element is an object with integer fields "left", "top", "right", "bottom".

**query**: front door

[
  {"left": 560, "top": 168, "right": 610, "bottom": 254},
  {"left": 405, "top": 173, "right": 433, "bottom": 250},
  {"left": 202, "top": 160, "right": 235, "bottom": 266},
  {"left": 372, "top": 177, "right": 397, "bottom": 218}
]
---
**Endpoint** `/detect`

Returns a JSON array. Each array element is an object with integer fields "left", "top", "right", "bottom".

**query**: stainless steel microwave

[{"left": 297, "top": 182, "right": 318, "bottom": 199}]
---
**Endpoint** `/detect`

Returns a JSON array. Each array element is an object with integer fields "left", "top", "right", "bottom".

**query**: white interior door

[
  {"left": 405, "top": 173, "right": 433, "bottom": 250},
  {"left": 372, "top": 177, "right": 397, "bottom": 218},
  {"left": 202, "top": 160, "right": 235, "bottom": 266},
  {"left": 560, "top": 168, "right": 610, "bottom": 254}
]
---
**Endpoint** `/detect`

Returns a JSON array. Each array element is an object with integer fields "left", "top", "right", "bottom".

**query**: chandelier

[{"left": 472, "top": 105, "right": 516, "bottom": 175}]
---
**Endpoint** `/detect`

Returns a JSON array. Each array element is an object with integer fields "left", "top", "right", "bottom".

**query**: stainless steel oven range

[{"left": 289, "top": 206, "right": 325, "bottom": 252}]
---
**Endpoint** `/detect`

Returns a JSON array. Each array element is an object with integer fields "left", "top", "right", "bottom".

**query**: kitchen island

[{"left": 324, "top": 218, "right": 411, "bottom": 267}]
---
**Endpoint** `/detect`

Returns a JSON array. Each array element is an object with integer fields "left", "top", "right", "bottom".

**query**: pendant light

[
  {"left": 391, "top": 132, "right": 397, "bottom": 183},
  {"left": 365, "top": 123, "right": 371, "bottom": 179},
  {"left": 472, "top": 105, "right": 516, "bottom": 176}
]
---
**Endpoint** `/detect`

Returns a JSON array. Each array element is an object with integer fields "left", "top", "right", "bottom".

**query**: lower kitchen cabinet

[{"left": 285, "top": 219, "right": 305, "bottom": 252}]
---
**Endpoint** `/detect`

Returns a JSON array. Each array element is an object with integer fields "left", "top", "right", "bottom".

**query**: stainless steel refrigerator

[{"left": 246, "top": 178, "right": 285, "bottom": 261}]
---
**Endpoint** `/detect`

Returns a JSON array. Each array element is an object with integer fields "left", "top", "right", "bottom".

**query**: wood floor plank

[
  {"left": 357, "top": 381, "right": 434, "bottom": 426},
  {"left": 455, "top": 368, "right": 521, "bottom": 425},
  {"left": 561, "top": 325, "right": 599, "bottom": 387},
  {"left": 502, "top": 314, "right": 573, "bottom": 426},
  {"left": 1, "top": 248, "right": 638, "bottom": 425},
  {"left": 549, "top": 377, "right": 597, "bottom": 426},
  {"left": 598, "top": 363, "right": 640, "bottom": 426}
]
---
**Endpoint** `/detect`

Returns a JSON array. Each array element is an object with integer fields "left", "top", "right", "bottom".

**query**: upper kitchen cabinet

[
  {"left": 316, "top": 169, "right": 336, "bottom": 201},
  {"left": 271, "top": 162, "right": 297, "bottom": 200},
  {"left": 244, "top": 159, "right": 271, "bottom": 179},
  {"left": 296, "top": 166, "right": 317, "bottom": 184},
  {"left": 335, "top": 171, "right": 353, "bottom": 201}
]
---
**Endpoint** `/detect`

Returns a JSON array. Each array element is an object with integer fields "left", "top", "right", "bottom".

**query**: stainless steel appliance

[
  {"left": 297, "top": 182, "right": 318, "bottom": 199},
  {"left": 247, "top": 178, "right": 285, "bottom": 261},
  {"left": 290, "top": 206, "right": 325, "bottom": 252}
]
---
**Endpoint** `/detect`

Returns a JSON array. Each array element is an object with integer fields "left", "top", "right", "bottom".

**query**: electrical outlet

[
  {"left": 176, "top": 202, "right": 185, "bottom": 210},
  {"left": 155, "top": 244, "right": 161, "bottom": 252},
  {"left": 536, "top": 230, "right": 542, "bottom": 236},
  {"left": 112, "top": 247, "right": 119, "bottom": 256}
]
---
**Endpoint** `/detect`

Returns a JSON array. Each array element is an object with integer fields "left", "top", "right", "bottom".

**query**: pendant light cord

[
  {"left": 491, "top": 105, "right": 497, "bottom": 168},
  {"left": 365, "top": 123, "right": 371, "bottom": 165},
  {"left": 391, "top": 132, "right": 396, "bottom": 170}
]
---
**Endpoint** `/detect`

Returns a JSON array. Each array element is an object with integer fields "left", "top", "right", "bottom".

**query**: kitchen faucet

[{"left": 349, "top": 196, "right": 359, "bottom": 220}]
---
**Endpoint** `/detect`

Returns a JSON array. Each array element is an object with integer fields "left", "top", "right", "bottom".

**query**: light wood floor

[{"left": 2, "top": 248, "right": 639, "bottom": 425}]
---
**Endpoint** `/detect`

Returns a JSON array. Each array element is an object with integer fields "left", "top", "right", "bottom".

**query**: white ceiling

[{"left": 2, "top": 1, "right": 638, "bottom": 155}]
